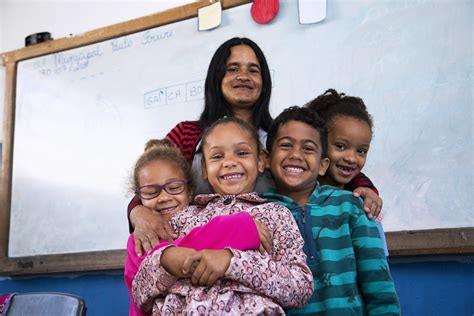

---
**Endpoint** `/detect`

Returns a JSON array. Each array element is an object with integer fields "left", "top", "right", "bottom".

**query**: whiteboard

[{"left": 8, "top": 0, "right": 473, "bottom": 257}]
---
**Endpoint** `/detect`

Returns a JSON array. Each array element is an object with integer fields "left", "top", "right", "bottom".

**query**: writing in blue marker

[
  {"left": 141, "top": 30, "right": 174, "bottom": 45},
  {"left": 144, "top": 80, "right": 204, "bottom": 108},
  {"left": 144, "top": 89, "right": 166, "bottom": 108},
  {"left": 145, "top": 84, "right": 187, "bottom": 108},
  {"left": 111, "top": 36, "right": 133, "bottom": 52},
  {"left": 54, "top": 45, "right": 102, "bottom": 73}
]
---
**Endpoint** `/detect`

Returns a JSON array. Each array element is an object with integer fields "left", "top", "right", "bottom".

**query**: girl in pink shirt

[{"left": 125, "top": 139, "right": 271, "bottom": 316}]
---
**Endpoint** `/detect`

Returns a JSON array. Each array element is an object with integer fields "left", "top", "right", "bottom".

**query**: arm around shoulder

[
  {"left": 346, "top": 172, "right": 378, "bottom": 194},
  {"left": 127, "top": 195, "right": 142, "bottom": 233}
]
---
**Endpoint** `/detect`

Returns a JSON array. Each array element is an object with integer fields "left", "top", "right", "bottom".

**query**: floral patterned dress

[{"left": 132, "top": 192, "right": 313, "bottom": 315}]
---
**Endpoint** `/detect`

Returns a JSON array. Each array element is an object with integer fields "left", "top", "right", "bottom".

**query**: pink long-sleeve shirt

[
  {"left": 132, "top": 192, "right": 313, "bottom": 315},
  {"left": 125, "top": 212, "right": 261, "bottom": 316}
]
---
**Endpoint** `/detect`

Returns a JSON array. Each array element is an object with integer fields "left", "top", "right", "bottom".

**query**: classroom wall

[
  {"left": 0, "top": 257, "right": 473, "bottom": 315},
  {"left": 1, "top": 1, "right": 473, "bottom": 315}
]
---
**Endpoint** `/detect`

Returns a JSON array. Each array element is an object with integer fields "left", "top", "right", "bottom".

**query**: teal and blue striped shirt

[{"left": 263, "top": 183, "right": 401, "bottom": 315}]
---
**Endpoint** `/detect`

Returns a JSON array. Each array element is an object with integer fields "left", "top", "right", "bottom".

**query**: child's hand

[
  {"left": 254, "top": 219, "right": 272, "bottom": 254},
  {"left": 182, "top": 249, "right": 233, "bottom": 286},
  {"left": 353, "top": 187, "right": 383, "bottom": 219},
  {"left": 181, "top": 254, "right": 199, "bottom": 276},
  {"left": 130, "top": 205, "right": 177, "bottom": 256},
  {"left": 161, "top": 246, "right": 196, "bottom": 277}
]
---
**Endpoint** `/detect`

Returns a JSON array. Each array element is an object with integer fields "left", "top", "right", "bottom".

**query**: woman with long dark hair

[{"left": 128, "top": 37, "right": 379, "bottom": 256}]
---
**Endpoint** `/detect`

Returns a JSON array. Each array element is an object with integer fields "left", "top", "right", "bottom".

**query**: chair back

[{"left": 6, "top": 292, "right": 86, "bottom": 316}]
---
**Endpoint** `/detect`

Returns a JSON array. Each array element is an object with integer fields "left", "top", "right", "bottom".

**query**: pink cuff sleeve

[
  {"left": 173, "top": 212, "right": 260, "bottom": 251},
  {"left": 124, "top": 235, "right": 173, "bottom": 293}
]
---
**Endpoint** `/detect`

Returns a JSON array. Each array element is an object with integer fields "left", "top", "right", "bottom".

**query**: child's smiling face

[
  {"left": 137, "top": 160, "right": 191, "bottom": 222},
  {"left": 202, "top": 122, "right": 265, "bottom": 195},
  {"left": 324, "top": 116, "right": 372, "bottom": 188},
  {"left": 268, "top": 120, "right": 329, "bottom": 202}
]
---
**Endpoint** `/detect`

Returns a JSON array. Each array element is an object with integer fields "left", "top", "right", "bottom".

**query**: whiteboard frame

[{"left": 0, "top": 0, "right": 473, "bottom": 275}]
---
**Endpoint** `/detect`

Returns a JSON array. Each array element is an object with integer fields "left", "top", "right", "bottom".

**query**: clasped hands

[
  {"left": 161, "top": 247, "right": 232, "bottom": 287},
  {"left": 159, "top": 219, "right": 272, "bottom": 287}
]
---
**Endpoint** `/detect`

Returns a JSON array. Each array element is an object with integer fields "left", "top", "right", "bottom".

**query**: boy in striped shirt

[{"left": 262, "top": 106, "right": 400, "bottom": 315}]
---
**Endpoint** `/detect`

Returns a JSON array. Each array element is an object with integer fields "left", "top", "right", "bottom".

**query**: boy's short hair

[{"left": 266, "top": 106, "right": 328, "bottom": 158}]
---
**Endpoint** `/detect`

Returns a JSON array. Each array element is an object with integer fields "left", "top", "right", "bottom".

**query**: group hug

[{"left": 123, "top": 37, "right": 401, "bottom": 315}]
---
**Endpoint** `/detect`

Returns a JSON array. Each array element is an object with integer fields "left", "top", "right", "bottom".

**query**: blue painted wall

[
  {"left": 1, "top": 256, "right": 473, "bottom": 315},
  {"left": 390, "top": 257, "right": 474, "bottom": 315}
]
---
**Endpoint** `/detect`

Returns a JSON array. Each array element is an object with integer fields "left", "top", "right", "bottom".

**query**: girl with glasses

[{"left": 125, "top": 139, "right": 273, "bottom": 316}]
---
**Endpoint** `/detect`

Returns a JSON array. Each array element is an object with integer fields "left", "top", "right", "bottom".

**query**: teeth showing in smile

[
  {"left": 159, "top": 206, "right": 176, "bottom": 215},
  {"left": 222, "top": 173, "right": 243, "bottom": 180},
  {"left": 234, "top": 84, "right": 252, "bottom": 90},
  {"left": 284, "top": 166, "right": 304, "bottom": 174},
  {"left": 337, "top": 165, "right": 354, "bottom": 176},
  {"left": 338, "top": 165, "right": 354, "bottom": 172}
]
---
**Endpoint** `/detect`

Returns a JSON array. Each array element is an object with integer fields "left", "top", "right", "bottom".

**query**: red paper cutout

[{"left": 251, "top": 0, "right": 279, "bottom": 24}]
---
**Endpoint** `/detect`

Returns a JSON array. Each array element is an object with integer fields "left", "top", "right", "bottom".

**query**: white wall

[{"left": 0, "top": 0, "right": 196, "bottom": 142}]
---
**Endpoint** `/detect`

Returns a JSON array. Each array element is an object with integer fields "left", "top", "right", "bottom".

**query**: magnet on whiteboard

[
  {"left": 25, "top": 32, "right": 53, "bottom": 47},
  {"left": 251, "top": 0, "right": 279, "bottom": 24},
  {"left": 298, "top": 0, "right": 327, "bottom": 24},
  {"left": 198, "top": 1, "right": 222, "bottom": 31}
]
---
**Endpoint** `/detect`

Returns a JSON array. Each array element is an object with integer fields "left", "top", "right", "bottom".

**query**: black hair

[
  {"left": 266, "top": 106, "right": 328, "bottom": 158},
  {"left": 201, "top": 117, "right": 261, "bottom": 159},
  {"left": 305, "top": 89, "right": 373, "bottom": 133},
  {"left": 199, "top": 37, "right": 273, "bottom": 132}
]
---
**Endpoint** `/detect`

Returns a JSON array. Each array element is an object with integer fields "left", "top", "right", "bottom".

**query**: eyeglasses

[{"left": 135, "top": 179, "right": 189, "bottom": 200}]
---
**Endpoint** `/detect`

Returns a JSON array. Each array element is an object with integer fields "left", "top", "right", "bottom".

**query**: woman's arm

[
  {"left": 165, "top": 120, "right": 202, "bottom": 163},
  {"left": 129, "top": 204, "right": 175, "bottom": 256},
  {"left": 224, "top": 204, "right": 314, "bottom": 309},
  {"left": 127, "top": 195, "right": 142, "bottom": 233}
]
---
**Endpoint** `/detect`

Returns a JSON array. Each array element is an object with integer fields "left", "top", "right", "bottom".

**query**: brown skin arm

[
  {"left": 353, "top": 187, "right": 383, "bottom": 219},
  {"left": 130, "top": 205, "right": 176, "bottom": 256},
  {"left": 182, "top": 249, "right": 233, "bottom": 287},
  {"left": 160, "top": 247, "right": 197, "bottom": 278}
]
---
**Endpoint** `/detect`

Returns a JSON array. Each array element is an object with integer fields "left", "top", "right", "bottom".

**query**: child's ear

[
  {"left": 264, "top": 149, "right": 271, "bottom": 170},
  {"left": 187, "top": 189, "right": 194, "bottom": 202},
  {"left": 319, "top": 157, "right": 330, "bottom": 176},
  {"left": 258, "top": 149, "right": 267, "bottom": 173},
  {"left": 201, "top": 157, "right": 208, "bottom": 180}
]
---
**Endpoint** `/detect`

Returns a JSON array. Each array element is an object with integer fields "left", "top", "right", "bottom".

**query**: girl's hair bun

[{"left": 144, "top": 139, "right": 173, "bottom": 151}]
